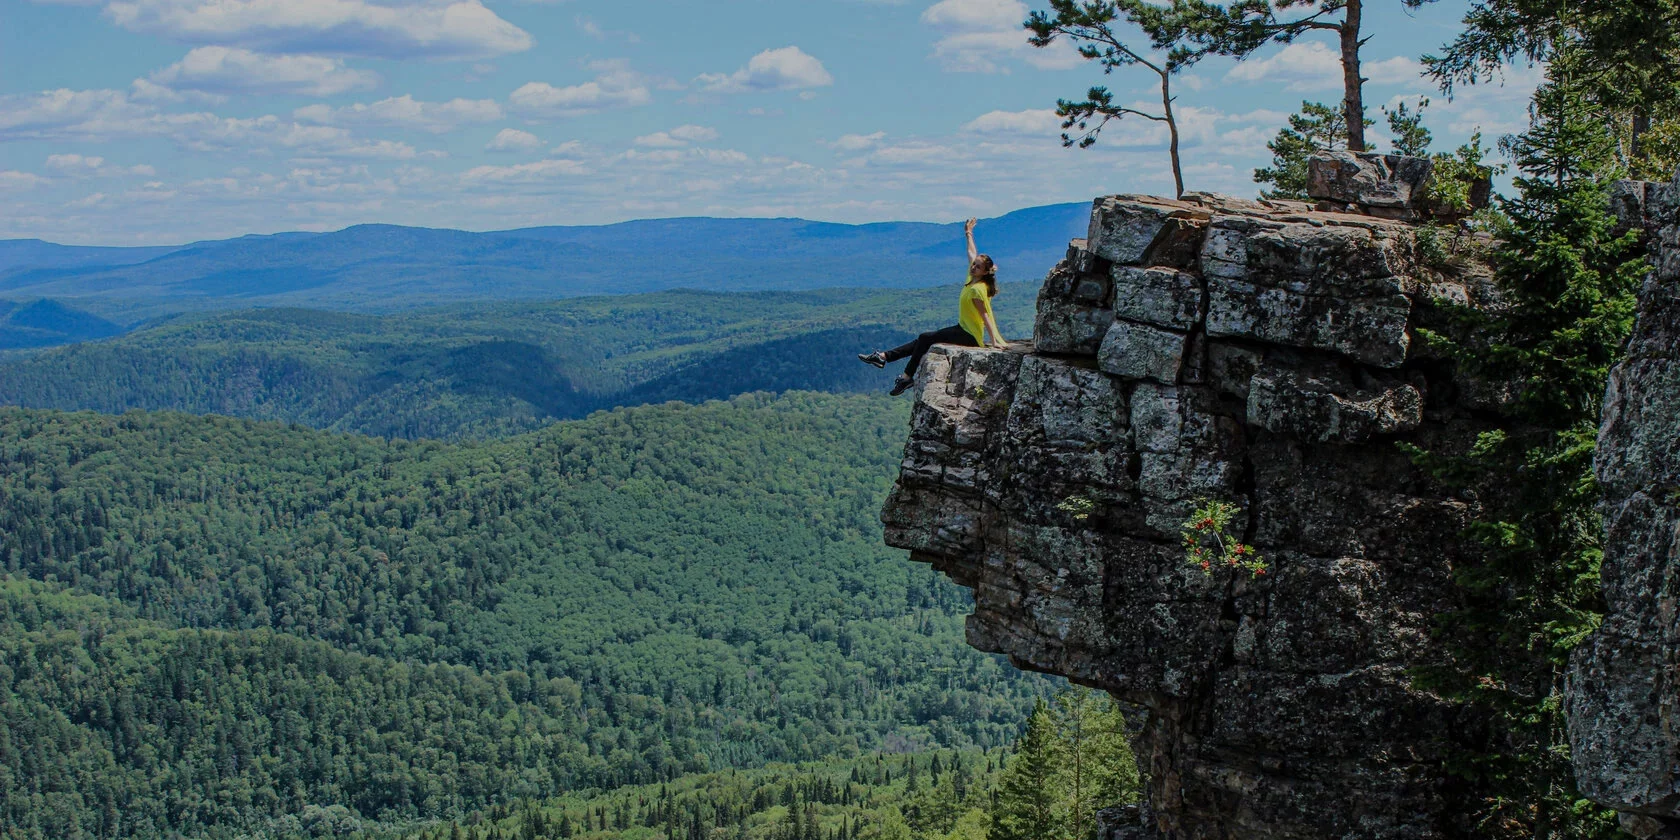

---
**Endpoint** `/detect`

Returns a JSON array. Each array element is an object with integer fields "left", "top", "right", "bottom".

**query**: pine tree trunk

[
  {"left": 1340, "top": 0, "right": 1366, "bottom": 152},
  {"left": 1633, "top": 109, "right": 1651, "bottom": 164},
  {"left": 1160, "top": 71, "right": 1184, "bottom": 198}
]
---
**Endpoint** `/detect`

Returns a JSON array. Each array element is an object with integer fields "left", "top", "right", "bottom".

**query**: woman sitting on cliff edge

[{"left": 858, "top": 217, "right": 1008, "bottom": 395}]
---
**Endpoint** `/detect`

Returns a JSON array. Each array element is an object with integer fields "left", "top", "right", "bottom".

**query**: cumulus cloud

[
  {"left": 832, "top": 131, "right": 885, "bottom": 151},
  {"left": 0, "top": 88, "right": 160, "bottom": 141},
  {"left": 509, "top": 61, "right": 653, "bottom": 119},
  {"left": 963, "top": 108, "right": 1061, "bottom": 135},
  {"left": 45, "top": 153, "right": 108, "bottom": 171},
  {"left": 461, "top": 158, "right": 591, "bottom": 183},
  {"left": 294, "top": 94, "right": 502, "bottom": 133},
  {"left": 0, "top": 171, "right": 49, "bottom": 190},
  {"left": 149, "top": 47, "right": 380, "bottom": 96},
  {"left": 921, "top": 0, "right": 1076, "bottom": 72},
  {"left": 486, "top": 127, "right": 543, "bottom": 152},
  {"left": 45, "top": 153, "right": 157, "bottom": 177},
  {"left": 0, "top": 87, "right": 427, "bottom": 160},
  {"left": 183, "top": 116, "right": 422, "bottom": 158},
  {"left": 634, "top": 124, "right": 719, "bottom": 147},
  {"left": 1224, "top": 41, "right": 1422, "bottom": 92},
  {"left": 98, "top": 0, "right": 532, "bottom": 60},
  {"left": 696, "top": 47, "right": 833, "bottom": 94}
]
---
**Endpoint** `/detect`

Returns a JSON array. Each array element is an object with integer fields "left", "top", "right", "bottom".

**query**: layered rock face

[
  {"left": 882, "top": 189, "right": 1501, "bottom": 838},
  {"left": 1567, "top": 180, "right": 1680, "bottom": 839}
]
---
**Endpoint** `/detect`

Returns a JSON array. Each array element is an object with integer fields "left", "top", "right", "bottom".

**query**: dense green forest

[
  {"left": 0, "top": 394, "right": 1051, "bottom": 838},
  {"left": 365, "top": 688, "right": 1135, "bottom": 840},
  {"left": 0, "top": 287, "right": 1037, "bottom": 440},
  {"left": 380, "top": 750, "right": 1009, "bottom": 840}
]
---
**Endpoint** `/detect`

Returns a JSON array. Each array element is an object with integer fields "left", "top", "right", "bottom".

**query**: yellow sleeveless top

[{"left": 958, "top": 277, "right": 993, "bottom": 343}]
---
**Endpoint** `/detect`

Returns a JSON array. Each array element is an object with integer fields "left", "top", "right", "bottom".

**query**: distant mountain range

[{"left": 0, "top": 203, "right": 1089, "bottom": 325}]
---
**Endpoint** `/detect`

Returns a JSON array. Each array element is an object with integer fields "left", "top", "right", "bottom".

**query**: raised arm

[{"left": 965, "top": 218, "right": 978, "bottom": 264}]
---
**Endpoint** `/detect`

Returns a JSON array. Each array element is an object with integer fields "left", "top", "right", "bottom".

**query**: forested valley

[
  {"left": 0, "top": 394, "right": 1054, "bottom": 838},
  {"left": 0, "top": 287, "right": 1037, "bottom": 441}
]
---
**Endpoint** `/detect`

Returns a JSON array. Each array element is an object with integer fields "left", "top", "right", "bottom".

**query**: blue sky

[{"left": 0, "top": 0, "right": 1541, "bottom": 244}]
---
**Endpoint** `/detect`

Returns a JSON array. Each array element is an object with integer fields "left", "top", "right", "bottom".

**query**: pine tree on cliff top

[
  {"left": 1253, "top": 100, "right": 1372, "bottom": 199},
  {"left": 1409, "top": 49, "right": 1644, "bottom": 839}
]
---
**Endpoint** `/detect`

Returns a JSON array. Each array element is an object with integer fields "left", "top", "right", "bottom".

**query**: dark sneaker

[
  {"left": 858, "top": 351, "right": 887, "bottom": 368},
  {"left": 889, "top": 374, "right": 914, "bottom": 396}
]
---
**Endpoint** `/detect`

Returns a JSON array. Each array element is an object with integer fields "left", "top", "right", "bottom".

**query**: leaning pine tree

[
  {"left": 989, "top": 700, "right": 1066, "bottom": 840},
  {"left": 1404, "top": 47, "right": 1645, "bottom": 839}
]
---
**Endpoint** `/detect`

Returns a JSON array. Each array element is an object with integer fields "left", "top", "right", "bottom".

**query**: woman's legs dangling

[
  {"left": 898, "top": 325, "right": 977, "bottom": 378},
  {"left": 887, "top": 325, "right": 977, "bottom": 394}
]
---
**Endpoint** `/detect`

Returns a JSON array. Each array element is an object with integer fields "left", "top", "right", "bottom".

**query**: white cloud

[
  {"left": 509, "top": 61, "right": 653, "bottom": 119},
  {"left": 0, "top": 88, "right": 160, "bottom": 141},
  {"left": 963, "top": 108, "right": 1060, "bottom": 135},
  {"left": 697, "top": 47, "right": 833, "bottom": 94},
  {"left": 0, "top": 87, "right": 428, "bottom": 160},
  {"left": 669, "top": 125, "right": 718, "bottom": 143},
  {"left": 102, "top": 0, "right": 533, "bottom": 60},
  {"left": 45, "top": 153, "right": 107, "bottom": 171},
  {"left": 1389, "top": 64, "right": 1542, "bottom": 138},
  {"left": 922, "top": 0, "right": 1022, "bottom": 30},
  {"left": 486, "top": 127, "right": 542, "bottom": 152},
  {"left": 0, "top": 171, "right": 48, "bottom": 190},
  {"left": 294, "top": 94, "right": 502, "bottom": 133},
  {"left": 635, "top": 124, "right": 719, "bottom": 147},
  {"left": 43, "top": 153, "right": 157, "bottom": 177},
  {"left": 149, "top": 47, "right": 379, "bottom": 96},
  {"left": 461, "top": 158, "right": 591, "bottom": 183},
  {"left": 832, "top": 131, "right": 885, "bottom": 151},
  {"left": 921, "top": 0, "right": 1075, "bottom": 73},
  {"left": 1224, "top": 42, "right": 1422, "bottom": 92},
  {"left": 184, "top": 116, "right": 422, "bottom": 158}
]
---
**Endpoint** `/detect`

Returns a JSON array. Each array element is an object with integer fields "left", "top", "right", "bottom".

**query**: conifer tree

[
  {"left": 1424, "top": 0, "right": 1680, "bottom": 160},
  {"left": 1383, "top": 97, "right": 1433, "bottom": 156},
  {"left": 1252, "top": 101, "right": 1372, "bottom": 198},
  {"left": 989, "top": 700, "right": 1065, "bottom": 840},
  {"left": 1407, "top": 50, "right": 1644, "bottom": 839},
  {"left": 1027, "top": 0, "right": 1208, "bottom": 198},
  {"left": 1053, "top": 689, "right": 1140, "bottom": 840},
  {"left": 1145, "top": 0, "right": 1439, "bottom": 151}
]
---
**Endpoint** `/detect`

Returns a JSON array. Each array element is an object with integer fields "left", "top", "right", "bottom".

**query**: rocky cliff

[
  {"left": 1567, "top": 178, "right": 1680, "bottom": 839},
  {"left": 881, "top": 161, "right": 1504, "bottom": 838}
]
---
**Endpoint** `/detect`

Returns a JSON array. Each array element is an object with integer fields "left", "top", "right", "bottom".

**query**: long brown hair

[{"left": 967, "top": 254, "right": 998, "bottom": 297}]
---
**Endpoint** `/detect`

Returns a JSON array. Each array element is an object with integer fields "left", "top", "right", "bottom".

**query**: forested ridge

[
  {"left": 0, "top": 394, "right": 1050, "bottom": 838},
  {"left": 0, "top": 287, "right": 1037, "bottom": 441}
]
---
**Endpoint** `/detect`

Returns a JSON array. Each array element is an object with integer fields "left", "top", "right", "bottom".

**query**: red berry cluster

[{"left": 1181, "top": 500, "right": 1268, "bottom": 579}]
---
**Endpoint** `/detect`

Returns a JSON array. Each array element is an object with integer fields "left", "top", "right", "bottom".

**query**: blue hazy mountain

[
  {"left": 0, "top": 240, "right": 181, "bottom": 274},
  {"left": 0, "top": 203, "right": 1088, "bottom": 322},
  {"left": 0, "top": 299, "right": 124, "bottom": 350}
]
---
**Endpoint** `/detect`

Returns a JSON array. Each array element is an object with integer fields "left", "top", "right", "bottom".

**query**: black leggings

[{"left": 884, "top": 325, "right": 978, "bottom": 378}]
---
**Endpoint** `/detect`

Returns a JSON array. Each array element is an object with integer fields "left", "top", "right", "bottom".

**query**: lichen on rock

[{"left": 883, "top": 182, "right": 1506, "bottom": 838}]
